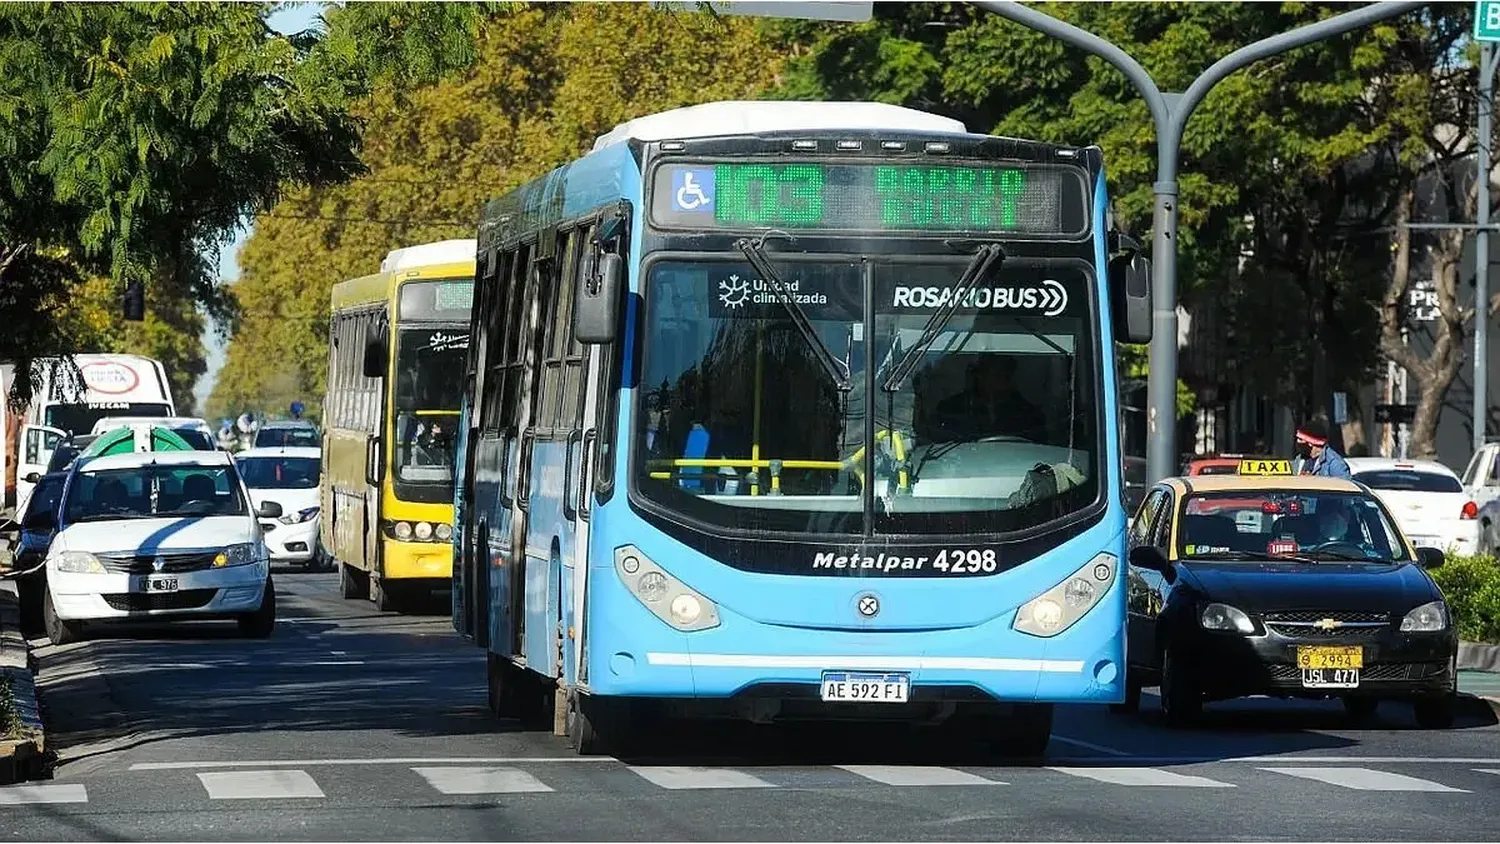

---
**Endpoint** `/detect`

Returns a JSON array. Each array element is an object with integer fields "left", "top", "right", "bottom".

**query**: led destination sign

[{"left": 652, "top": 161, "right": 1085, "bottom": 234}]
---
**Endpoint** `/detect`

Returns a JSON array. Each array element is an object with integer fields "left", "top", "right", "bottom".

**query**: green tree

[{"left": 211, "top": 2, "right": 787, "bottom": 417}]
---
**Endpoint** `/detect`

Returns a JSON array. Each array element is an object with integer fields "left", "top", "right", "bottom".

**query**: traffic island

[{"left": 0, "top": 580, "right": 45, "bottom": 784}]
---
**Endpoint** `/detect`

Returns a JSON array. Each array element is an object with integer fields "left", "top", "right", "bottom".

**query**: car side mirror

[
  {"left": 257, "top": 501, "right": 283, "bottom": 520},
  {"left": 23, "top": 472, "right": 39, "bottom": 484},
  {"left": 1416, "top": 546, "right": 1444, "bottom": 569},
  {"left": 574, "top": 251, "right": 625, "bottom": 344},
  {"left": 1129, "top": 545, "right": 1174, "bottom": 580}
]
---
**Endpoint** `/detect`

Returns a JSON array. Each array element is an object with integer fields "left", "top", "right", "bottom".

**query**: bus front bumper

[
  {"left": 382, "top": 539, "right": 452, "bottom": 581},
  {"left": 584, "top": 571, "right": 1125, "bottom": 707}
]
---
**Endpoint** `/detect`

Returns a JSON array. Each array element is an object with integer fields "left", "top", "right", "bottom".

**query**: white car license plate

[
  {"left": 820, "top": 671, "right": 910, "bottom": 703},
  {"left": 1301, "top": 668, "right": 1359, "bottom": 689},
  {"left": 136, "top": 576, "right": 179, "bottom": 594}
]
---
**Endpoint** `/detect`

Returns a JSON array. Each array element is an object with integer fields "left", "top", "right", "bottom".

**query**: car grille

[
  {"left": 1262, "top": 610, "right": 1389, "bottom": 638},
  {"left": 98, "top": 551, "right": 222, "bottom": 575},
  {"left": 1268, "top": 662, "right": 1445, "bottom": 682},
  {"left": 102, "top": 589, "right": 218, "bottom": 612}
]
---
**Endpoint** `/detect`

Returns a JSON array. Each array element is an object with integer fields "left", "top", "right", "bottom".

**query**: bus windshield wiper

[
  {"left": 881, "top": 243, "right": 1005, "bottom": 392},
  {"left": 735, "top": 234, "right": 851, "bottom": 391}
]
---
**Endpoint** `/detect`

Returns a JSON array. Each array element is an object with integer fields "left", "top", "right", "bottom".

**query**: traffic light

[{"left": 122, "top": 280, "right": 145, "bottom": 321}]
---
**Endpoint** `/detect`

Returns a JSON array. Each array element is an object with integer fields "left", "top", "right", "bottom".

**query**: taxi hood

[{"left": 1175, "top": 558, "right": 1440, "bottom": 614}]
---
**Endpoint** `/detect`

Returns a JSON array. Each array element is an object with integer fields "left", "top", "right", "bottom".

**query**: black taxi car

[{"left": 1118, "top": 460, "right": 1459, "bottom": 727}]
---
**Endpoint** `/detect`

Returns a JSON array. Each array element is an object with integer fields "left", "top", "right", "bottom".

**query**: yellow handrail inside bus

[{"left": 645, "top": 428, "right": 910, "bottom": 494}]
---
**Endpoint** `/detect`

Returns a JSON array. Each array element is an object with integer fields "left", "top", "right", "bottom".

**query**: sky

[{"left": 195, "top": 2, "right": 328, "bottom": 412}]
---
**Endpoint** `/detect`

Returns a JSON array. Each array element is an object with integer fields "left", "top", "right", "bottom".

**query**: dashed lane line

[
  {"left": 131, "top": 756, "right": 618, "bottom": 771},
  {"left": 197, "top": 770, "right": 326, "bottom": 799},
  {"left": 413, "top": 766, "right": 555, "bottom": 794},
  {"left": 627, "top": 766, "right": 778, "bottom": 790},
  {"left": 0, "top": 784, "right": 88, "bottom": 805},
  {"left": 1048, "top": 767, "right": 1235, "bottom": 788},
  {"left": 838, "top": 765, "right": 1003, "bottom": 786}
]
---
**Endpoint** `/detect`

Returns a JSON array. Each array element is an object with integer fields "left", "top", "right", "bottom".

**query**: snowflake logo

[{"left": 718, "top": 274, "right": 750, "bottom": 309}]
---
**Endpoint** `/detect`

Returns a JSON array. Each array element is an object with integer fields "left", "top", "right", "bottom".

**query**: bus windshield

[
  {"left": 46, "top": 403, "right": 173, "bottom": 436},
  {"left": 634, "top": 256, "right": 1099, "bottom": 536},
  {"left": 393, "top": 325, "right": 468, "bottom": 502}
]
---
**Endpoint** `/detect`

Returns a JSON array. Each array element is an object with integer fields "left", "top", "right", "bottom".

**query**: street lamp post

[{"left": 971, "top": 0, "right": 1427, "bottom": 484}]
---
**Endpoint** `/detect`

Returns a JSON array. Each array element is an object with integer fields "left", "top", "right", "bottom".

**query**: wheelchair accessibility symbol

[{"left": 672, "top": 168, "right": 715, "bottom": 213}]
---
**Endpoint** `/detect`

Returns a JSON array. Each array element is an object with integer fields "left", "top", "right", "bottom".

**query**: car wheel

[
  {"left": 42, "top": 588, "right": 82, "bottom": 647},
  {"left": 1109, "top": 668, "right": 1142, "bottom": 714},
  {"left": 1413, "top": 694, "right": 1456, "bottom": 729},
  {"left": 237, "top": 579, "right": 276, "bottom": 638},
  {"left": 1159, "top": 645, "right": 1202, "bottom": 727},
  {"left": 1342, "top": 697, "right": 1379, "bottom": 721}
]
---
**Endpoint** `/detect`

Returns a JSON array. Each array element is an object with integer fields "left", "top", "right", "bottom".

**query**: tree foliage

[{"left": 210, "top": 3, "right": 786, "bottom": 418}]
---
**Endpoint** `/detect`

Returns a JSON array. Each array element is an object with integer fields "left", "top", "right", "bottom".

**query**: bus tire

[
  {"left": 339, "top": 561, "right": 367, "bottom": 600},
  {"left": 487, "top": 653, "right": 547, "bottom": 723},
  {"left": 949, "top": 702, "right": 1053, "bottom": 760},
  {"left": 567, "top": 692, "right": 626, "bottom": 757},
  {"left": 238, "top": 580, "right": 276, "bottom": 638},
  {"left": 1109, "top": 669, "right": 1142, "bottom": 715},
  {"left": 371, "top": 575, "right": 400, "bottom": 613}
]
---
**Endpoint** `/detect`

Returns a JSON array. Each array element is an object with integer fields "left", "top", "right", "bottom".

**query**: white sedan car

[
  {"left": 42, "top": 449, "right": 279, "bottom": 645},
  {"left": 1346, "top": 457, "right": 1478, "bottom": 556},
  {"left": 234, "top": 446, "right": 326, "bottom": 568}
]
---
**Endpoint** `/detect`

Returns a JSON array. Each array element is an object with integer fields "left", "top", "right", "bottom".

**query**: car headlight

[
  {"left": 1014, "top": 552, "right": 1115, "bottom": 637},
  {"left": 54, "top": 551, "right": 105, "bottom": 574},
  {"left": 213, "top": 543, "right": 260, "bottom": 568},
  {"left": 1401, "top": 600, "right": 1447, "bottom": 632},
  {"left": 1200, "top": 602, "right": 1257, "bottom": 634},
  {"left": 279, "top": 507, "right": 319, "bottom": 525},
  {"left": 615, "top": 545, "right": 719, "bottom": 631}
]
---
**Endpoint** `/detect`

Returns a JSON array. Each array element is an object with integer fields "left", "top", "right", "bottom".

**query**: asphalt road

[{"left": 4, "top": 569, "right": 1500, "bottom": 841}]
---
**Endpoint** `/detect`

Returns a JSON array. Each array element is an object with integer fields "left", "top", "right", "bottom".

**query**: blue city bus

[{"left": 451, "top": 100, "right": 1152, "bottom": 756}]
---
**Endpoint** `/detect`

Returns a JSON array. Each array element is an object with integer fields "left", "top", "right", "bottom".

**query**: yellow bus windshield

[{"left": 391, "top": 325, "right": 469, "bottom": 502}]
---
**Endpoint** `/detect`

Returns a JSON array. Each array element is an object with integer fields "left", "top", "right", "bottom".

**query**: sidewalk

[{"left": 0, "top": 580, "right": 44, "bottom": 783}]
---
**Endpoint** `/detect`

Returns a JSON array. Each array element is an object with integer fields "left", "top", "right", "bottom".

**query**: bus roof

[
  {"left": 591, "top": 100, "right": 969, "bottom": 151},
  {"left": 381, "top": 239, "right": 476, "bottom": 272}
]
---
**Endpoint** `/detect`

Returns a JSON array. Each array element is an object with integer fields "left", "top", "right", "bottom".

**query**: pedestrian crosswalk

[{"left": 2, "top": 760, "right": 1496, "bottom": 807}]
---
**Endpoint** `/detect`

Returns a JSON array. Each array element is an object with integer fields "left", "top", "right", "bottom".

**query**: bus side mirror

[
  {"left": 574, "top": 252, "right": 625, "bottom": 344},
  {"left": 1109, "top": 251, "right": 1151, "bottom": 345},
  {"left": 363, "top": 333, "right": 388, "bottom": 378}
]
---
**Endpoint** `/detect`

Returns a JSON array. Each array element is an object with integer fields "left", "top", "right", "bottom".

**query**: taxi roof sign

[{"left": 1238, "top": 459, "right": 1293, "bottom": 476}]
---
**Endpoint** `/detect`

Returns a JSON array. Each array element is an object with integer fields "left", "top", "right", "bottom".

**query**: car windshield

[
  {"left": 392, "top": 325, "right": 467, "bottom": 502},
  {"left": 255, "top": 427, "right": 319, "bottom": 448},
  {"left": 45, "top": 402, "right": 172, "bottom": 436},
  {"left": 634, "top": 257, "right": 1098, "bottom": 536},
  {"left": 237, "top": 456, "right": 320, "bottom": 489},
  {"left": 1177, "top": 490, "right": 1412, "bottom": 562},
  {"left": 173, "top": 428, "right": 215, "bottom": 450},
  {"left": 1353, "top": 469, "right": 1462, "bottom": 493},
  {"left": 63, "top": 464, "right": 248, "bottom": 522}
]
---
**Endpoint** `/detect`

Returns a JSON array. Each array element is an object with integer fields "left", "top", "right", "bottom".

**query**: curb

[
  {"left": 1459, "top": 640, "right": 1500, "bottom": 673},
  {"left": 0, "top": 580, "right": 45, "bottom": 784}
]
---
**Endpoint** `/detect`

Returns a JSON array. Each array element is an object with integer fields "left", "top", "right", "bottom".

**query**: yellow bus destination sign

[
  {"left": 1238, "top": 459, "right": 1292, "bottom": 476},
  {"left": 650, "top": 161, "right": 1086, "bottom": 235}
]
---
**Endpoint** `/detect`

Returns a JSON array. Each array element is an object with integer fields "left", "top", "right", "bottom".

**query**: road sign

[
  {"left": 1375, "top": 403, "right": 1417, "bottom": 425},
  {"left": 1478, "top": 0, "right": 1500, "bottom": 41},
  {"left": 652, "top": 1, "right": 872, "bottom": 22}
]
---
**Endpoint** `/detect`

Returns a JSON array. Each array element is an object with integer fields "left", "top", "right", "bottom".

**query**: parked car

[{"left": 1346, "top": 457, "right": 1477, "bottom": 557}]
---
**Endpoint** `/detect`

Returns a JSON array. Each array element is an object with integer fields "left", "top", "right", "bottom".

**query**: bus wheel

[
  {"left": 949, "top": 702, "right": 1053, "bottom": 761},
  {"left": 567, "top": 691, "right": 625, "bottom": 757},
  {"left": 1109, "top": 669, "right": 1142, "bottom": 715},
  {"left": 339, "top": 562, "right": 367, "bottom": 600},
  {"left": 371, "top": 576, "right": 400, "bottom": 612},
  {"left": 487, "top": 653, "right": 547, "bottom": 723}
]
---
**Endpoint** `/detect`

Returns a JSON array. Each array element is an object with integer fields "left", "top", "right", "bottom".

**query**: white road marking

[
  {"left": 839, "top": 765, "right": 1002, "bottom": 787},
  {"left": 132, "top": 756, "right": 616, "bottom": 771},
  {"left": 1050, "top": 735, "right": 1131, "bottom": 757},
  {"left": 628, "top": 766, "right": 777, "bottom": 790},
  {"left": 413, "top": 766, "right": 553, "bottom": 794},
  {"left": 1047, "top": 755, "right": 1500, "bottom": 765},
  {"left": 197, "top": 770, "right": 325, "bottom": 799},
  {"left": 1049, "top": 767, "right": 1235, "bottom": 788},
  {"left": 0, "top": 784, "right": 88, "bottom": 805},
  {"left": 1260, "top": 767, "right": 1467, "bottom": 793},
  {"left": 299, "top": 661, "right": 365, "bottom": 666}
]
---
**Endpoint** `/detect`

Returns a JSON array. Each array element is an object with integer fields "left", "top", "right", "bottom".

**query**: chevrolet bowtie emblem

[{"left": 1313, "top": 617, "right": 1342, "bottom": 631}]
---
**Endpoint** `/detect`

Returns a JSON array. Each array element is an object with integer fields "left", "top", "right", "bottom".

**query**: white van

[{"left": 12, "top": 355, "right": 175, "bottom": 507}]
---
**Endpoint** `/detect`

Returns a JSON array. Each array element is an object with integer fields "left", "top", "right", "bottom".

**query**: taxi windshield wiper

[
  {"left": 881, "top": 243, "right": 1005, "bottom": 392},
  {"left": 1183, "top": 550, "right": 1263, "bottom": 561},
  {"left": 735, "top": 233, "right": 851, "bottom": 391},
  {"left": 1292, "top": 549, "right": 1375, "bottom": 562}
]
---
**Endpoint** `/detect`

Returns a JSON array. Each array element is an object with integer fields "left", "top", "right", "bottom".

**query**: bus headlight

[
  {"left": 614, "top": 545, "right": 719, "bottom": 632},
  {"left": 1013, "top": 552, "right": 1115, "bottom": 638},
  {"left": 393, "top": 521, "right": 414, "bottom": 541},
  {"left": 414, "top": 521, "right": 434, "bottom": 541},
  {"left": 435, "top": 524, "right": 453, "bottom": 542}
]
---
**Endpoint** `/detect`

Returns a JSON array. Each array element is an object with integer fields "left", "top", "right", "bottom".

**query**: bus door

[{"left": 499, "top": 245, "right": 545, "bottom": 661}]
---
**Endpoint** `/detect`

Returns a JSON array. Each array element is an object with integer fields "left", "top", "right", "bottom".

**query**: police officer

[{"left": 1295, "top": 419, "right": 1351, "bottom": 479}]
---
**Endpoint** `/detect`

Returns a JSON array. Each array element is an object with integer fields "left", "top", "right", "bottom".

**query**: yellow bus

[{"left": 320, "top": 239, "right": 475, "bottom": 612}]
